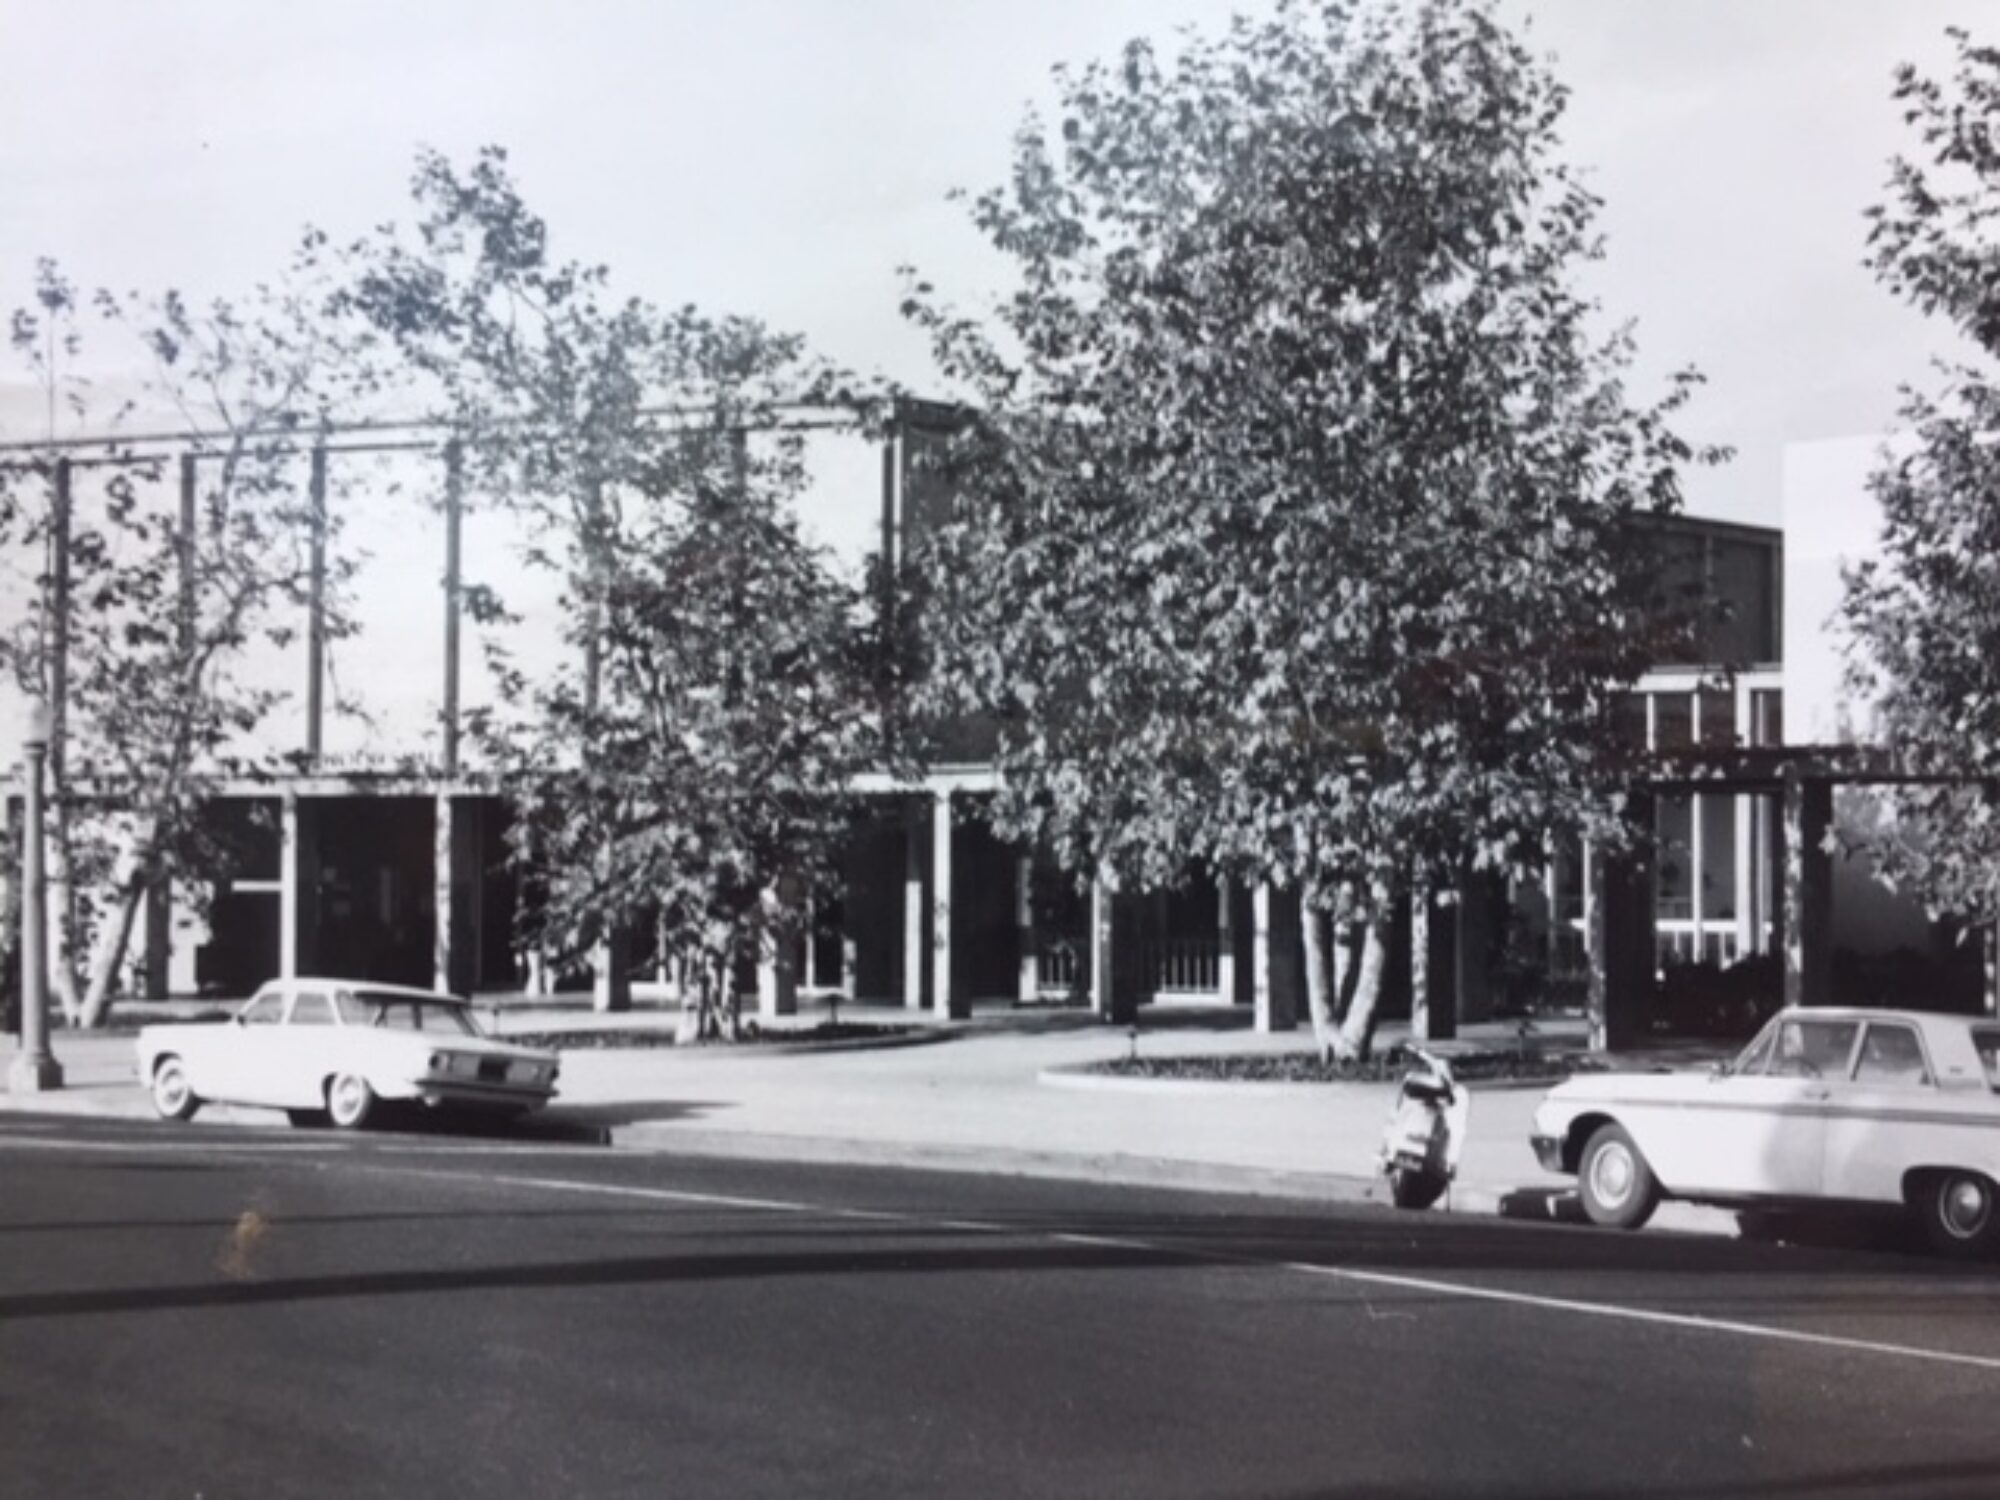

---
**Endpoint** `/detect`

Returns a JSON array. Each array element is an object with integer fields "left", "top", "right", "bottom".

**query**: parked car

[
  {"left": 1531, "top": 1007, "right": 2000, "bottom": 1257},
  {"left": 137, "top": 978, "right": 560, "bottom": 1130}
]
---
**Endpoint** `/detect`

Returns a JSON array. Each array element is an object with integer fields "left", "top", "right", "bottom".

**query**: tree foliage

[
  {"left": 345, "top": 150, "right": 890, "bottom": 1032},
  {"left": 1, "top": 247, "right": 386, "bottom": 1025},
  {"left": 1845, "top": 26, "right": 2000, "bottom": 925},
  {"left": 903, "top": 0, "right": 1715, "bottom": 1052}
]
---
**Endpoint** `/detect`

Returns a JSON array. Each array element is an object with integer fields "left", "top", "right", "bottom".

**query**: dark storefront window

[
  {"left": 1698, "top": 687, "right": 1736, "bottom": 747},
  {"left": 1654, "top": 693, "right": 1693, "bottom": 750},
  {"left": 1751, "top": 688, "right": 1784, "bottom": 748},
  {"left": 1656, "top": 795, "right": 1694, "bottom": 920},
  {"left": 1701, "top": 795, "right": 1737, "bottom": 920}
]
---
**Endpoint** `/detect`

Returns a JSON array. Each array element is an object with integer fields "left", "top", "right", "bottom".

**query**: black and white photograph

[{"left": 5, "top": 2, "right": 2000, "bottom": 1495}]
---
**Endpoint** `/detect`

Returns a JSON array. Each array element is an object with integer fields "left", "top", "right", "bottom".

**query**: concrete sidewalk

[{"left": 0, "top": 1000, "right": 1737, "bottom": 1235}]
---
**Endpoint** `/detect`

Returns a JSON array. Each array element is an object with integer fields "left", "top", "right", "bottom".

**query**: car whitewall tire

[
  {"left": 326, "top": 1072, "right": 377, "bottom": 1130},
  {"left": 1917, "top": 1171, "right": 2000, "bottom": 1259},
  {"left": 149, "top": 1056, "right": 200, "bottom": 1121},
  {"left": 1578, "top": 1122, "right": 1660, "bottom": 1231}
]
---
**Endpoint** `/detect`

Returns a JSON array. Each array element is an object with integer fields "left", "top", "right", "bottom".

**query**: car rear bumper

[{"left": 1530, "top": 1133, "right": 1567, "bottom": 1173}]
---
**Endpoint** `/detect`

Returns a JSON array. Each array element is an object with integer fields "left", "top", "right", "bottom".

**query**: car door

[
  {"left": 1820, "top": 1020, "right": 1943, "bottom": 1205},
  {"left": 273, "top": 988, "right": 337, "bottom": 1107},
  {"left": 1668, "top": 1017, "right": 1858, "bottom": 1200},
  {"left": 212, "top": 988, "right": 290, "bottom": 1106}
]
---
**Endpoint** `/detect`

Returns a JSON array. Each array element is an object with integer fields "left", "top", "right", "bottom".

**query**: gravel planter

[
  {"left": 510, "top": 1022, "right": 925, "bottom": 1051},
  {"left": 1083, "top": 1047, "right": 1607, "bottom": 1086}
]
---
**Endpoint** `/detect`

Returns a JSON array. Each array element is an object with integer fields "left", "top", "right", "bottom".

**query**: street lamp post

[{"left": 10, "top": 702, "right": 63, "bottom": 1093}]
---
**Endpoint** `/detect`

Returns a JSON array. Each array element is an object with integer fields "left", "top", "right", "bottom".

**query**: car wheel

[
  {"left": 1578, "top": 1123, "right": 1660, "bottom": 1230},
  {"left": 1389, "top": 1168, "right": 1446, "bottom": 1211},
  {"left": 150, "top": 1056, "right": 201, "bottom": 1121},
  {"left": 1915, "top": 1171, "right": 2000, "bottom": 1259},
  {"left": 285, "top": 1108, "right": 330, "bottom": 1129},
  {"left": 325, "top": 1073, "right": 378, "bottom": 1130}
]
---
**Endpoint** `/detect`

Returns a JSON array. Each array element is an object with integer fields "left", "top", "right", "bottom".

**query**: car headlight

[{"left": 429, "top": 1051, "right": 447, "bottom": 1073}]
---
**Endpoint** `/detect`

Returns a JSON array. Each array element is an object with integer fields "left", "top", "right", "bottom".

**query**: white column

[
  {"left": 1251, "top": 885, "right": 1275, "bottom": 1032},
  {"left": 902, "top": 800, "right": 925, "bottom": 1010},
  {"left": 931, "top": 789, "right": 957, "bottom": 1018},
  {"left": 167, "top": 876, "right": 203, "bottom": 996},
  {"left": 1016, "top": 855, "right": 1038, "bottom": 1004},
  {"left": 757, "top": 932, "right": 798, "bottom": 1019},
  {"left": 1216, "top": 880, "right": 1236, "bottom": 1005},
  {"left": 279, "top": 794, "right": 300, "bottom": 980}
]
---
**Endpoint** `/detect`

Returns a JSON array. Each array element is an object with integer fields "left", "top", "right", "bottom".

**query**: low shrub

[
  {"left": 1083, "top": 1046, "right": 1604, "bottom": 1085},
  {"left": 508, "top": 1021, "right": 919, "bottom": 1051}
]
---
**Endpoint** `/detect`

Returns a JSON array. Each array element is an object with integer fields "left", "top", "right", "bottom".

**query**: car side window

[
  {"left": 1972, "top": 1030, "right": 2000, "bottom": 1092},
  {"left": 332, "top": 990, "right": 372, "bottom": 1026},
  {"left": 1854, "top": 1023, "right": 1932, "bottom": 1087},
  {"left": 289, "top": 991, "right": 334, "bottom": 1027},
  {"left": 238, "top": 992, "right": 286, "bottom": 1026},
  {"left": 1769, "top": 1020, "right": 1860, "bottom": 1079}
]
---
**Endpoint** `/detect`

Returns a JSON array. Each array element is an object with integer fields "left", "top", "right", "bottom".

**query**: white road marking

[
  {"left": 1274, "top": 1261, "right": 2000, "bottom": 1374},
  {"left": 10, "top": 1136, "right": 2000, "bottom": 1374},
  {"left": 356, "top": 1163, "right": 2000, "bottom": 1376}
]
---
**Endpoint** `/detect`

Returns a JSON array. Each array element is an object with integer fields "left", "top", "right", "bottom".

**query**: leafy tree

[
  {"left": 1, "top": 249, "right": 383, "bottom": 1026},
  {"left": 346, "top": 149, "right": 889, "bottom": 1034},
  {"left": 1844, "top": 26, "right": 2000, "bottom": 927},
  {"left": 903, "top": 0, "right": 1715, "bottom": 1055}
]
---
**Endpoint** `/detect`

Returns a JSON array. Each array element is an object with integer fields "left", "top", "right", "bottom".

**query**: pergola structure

[{"left": 1580, "top": 745, "right": 1998, "bottom": 1050}]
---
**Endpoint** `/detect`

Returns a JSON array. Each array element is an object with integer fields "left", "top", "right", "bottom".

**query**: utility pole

[{"left": 9, "top": 703, "right": 63, "bottom": 1093}]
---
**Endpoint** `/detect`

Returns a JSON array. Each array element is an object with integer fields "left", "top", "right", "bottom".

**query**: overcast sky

[{"left": 2, "top": 0, "right": 1994, "bottom": 528}]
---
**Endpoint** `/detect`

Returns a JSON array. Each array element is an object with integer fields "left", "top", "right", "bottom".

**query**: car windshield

[
  {"left": 335, "top": 991, "right": 482, "bottom": 1036},
  {"left": 1729, "top": 1024, "right": 1778, "bottom": 1076}
]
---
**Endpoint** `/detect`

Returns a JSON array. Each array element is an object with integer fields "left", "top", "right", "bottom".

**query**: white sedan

[
  {"left": 1531, "top": 1007, "right": 2000, "bottom": 1257},
  {"left": 137, "top": 978, "right": 560, "bottom": 1130}
]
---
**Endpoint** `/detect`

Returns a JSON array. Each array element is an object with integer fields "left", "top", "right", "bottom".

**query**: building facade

[{"left": 6, "top": 415, "right": 1976, "bottom": 1045}]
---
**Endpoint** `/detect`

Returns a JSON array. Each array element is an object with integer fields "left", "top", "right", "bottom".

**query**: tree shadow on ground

[{"left": 358, "top": 1097, "right": 733, "bottom": 1145}]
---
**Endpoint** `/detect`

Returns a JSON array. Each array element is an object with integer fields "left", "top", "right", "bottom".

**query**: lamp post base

[{"left": 8, "top": 1053, "right": 65, "bottom": 1094}]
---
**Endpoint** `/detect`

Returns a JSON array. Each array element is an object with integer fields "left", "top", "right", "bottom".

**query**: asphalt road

[{"left": 4, "top": 1114, "right": 2000, "bottom": 1499}]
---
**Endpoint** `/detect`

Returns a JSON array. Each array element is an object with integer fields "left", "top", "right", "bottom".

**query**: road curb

[
  {"left": 607, "top": 1121, "right": 1397, "bottom": 1204},
  {"left": 1036, "top": 1065, "right": 1372, "bottom": 1097}
]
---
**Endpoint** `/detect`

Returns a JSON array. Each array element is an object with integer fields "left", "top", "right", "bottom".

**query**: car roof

[
  {"left": 267, "top": 978, "right": 470, "bottom": 1004},
  {"left": 1772, "top": 1007, "right": 1987, "bottom": 1033}
]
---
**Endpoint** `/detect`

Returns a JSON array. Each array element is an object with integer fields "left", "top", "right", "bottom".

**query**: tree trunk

[
  {"left": 1332, "top": 915, "right": 1390, "bottom": 1061},
  {"left": 1301, "top": 894, "right": 1337, "bottom": 1060},
  {"left": 675, "top": 955, "right": 707, "bottom": 1045},
  {"left": 717, "top": 941, "right": 743, "bottom": 1041},
  {"left": 47, "top": 844, "right": 82, "bottom": 1027},
  {"left": 76, "top": 871, "right": 148, "bottom": 1029}
]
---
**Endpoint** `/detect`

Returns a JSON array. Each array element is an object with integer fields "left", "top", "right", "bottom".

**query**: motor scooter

[{"left": 1378, "top": 1045, "right": 1469, "bottom": 1210}]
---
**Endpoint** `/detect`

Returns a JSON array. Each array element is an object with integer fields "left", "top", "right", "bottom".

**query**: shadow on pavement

[
  {"left": 355, "top": 1097, "right": 734, "bottom": 1146},
  {"left": 1494, "top": 1186, "right": 1924, "bottom": 1255},
  {"left": 4, "top": 1188, "right": 1993, "bottom": 1326}
]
